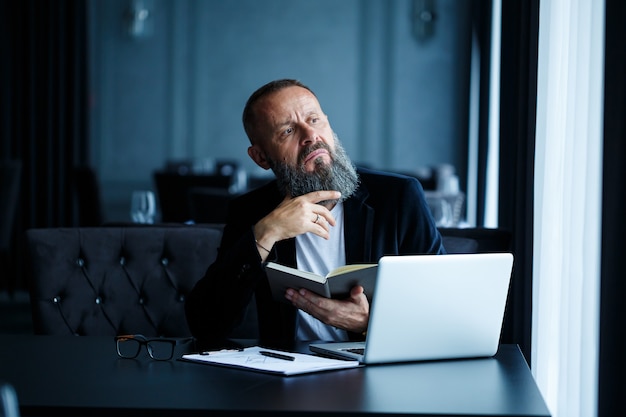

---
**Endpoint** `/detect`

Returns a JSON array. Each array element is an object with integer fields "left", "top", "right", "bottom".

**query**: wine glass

[
  {"left": 130, "top": 190, "right": 156, "bottom": 224},
  {"left": 425, "top": 194, "right": 454, "bottom": 227}
]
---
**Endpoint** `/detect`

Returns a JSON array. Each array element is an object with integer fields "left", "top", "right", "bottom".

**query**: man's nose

[{"left": 299, "top": 123, "right": 318, "bottom": 145}]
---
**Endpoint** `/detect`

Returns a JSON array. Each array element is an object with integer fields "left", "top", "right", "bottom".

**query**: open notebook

[{"left": 310, "top": 253, "right": 514, "bottom": 364}]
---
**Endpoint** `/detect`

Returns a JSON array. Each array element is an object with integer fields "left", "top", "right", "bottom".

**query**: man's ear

[{"left": 248, "top": 145, "right": 271, "bottom": 170}]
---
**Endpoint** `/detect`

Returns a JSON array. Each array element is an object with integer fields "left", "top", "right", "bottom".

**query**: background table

[{"left": 0, "top": 335, "right": 550, "bottom": 416}]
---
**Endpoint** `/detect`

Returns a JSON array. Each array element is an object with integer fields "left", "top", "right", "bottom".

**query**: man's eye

[
  {"left": 310, "top": 118, "right": 319, "bottom": 124},
  {"left": 283, "top": 127, "right": 294, "bottom": 135}
]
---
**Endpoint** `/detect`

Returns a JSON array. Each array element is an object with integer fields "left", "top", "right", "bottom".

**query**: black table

[{"left": 0, "top": 335, "right": 550, "bottom": 416}]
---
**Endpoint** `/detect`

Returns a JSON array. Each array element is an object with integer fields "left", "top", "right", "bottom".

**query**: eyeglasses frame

[{"left": 115, "top": 334, "right": 195, "bottom": 361}]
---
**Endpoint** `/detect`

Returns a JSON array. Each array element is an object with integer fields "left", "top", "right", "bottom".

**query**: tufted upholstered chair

[{"left": 24, "top": 225, "right": 251, "bottom": 338}]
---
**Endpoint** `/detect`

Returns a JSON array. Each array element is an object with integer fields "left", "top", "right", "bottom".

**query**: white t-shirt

[{"left": 294, "top": 202, "right": 349, "bottom": 341}]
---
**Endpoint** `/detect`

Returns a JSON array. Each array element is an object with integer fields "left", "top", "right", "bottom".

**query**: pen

[{"left": 259, "top": 350, "right": 296, "bottom": 361}]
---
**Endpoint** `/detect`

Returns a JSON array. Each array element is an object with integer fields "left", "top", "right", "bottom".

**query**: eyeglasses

[{"left": 115, "top": 334, "right": 194, "bottom": 361}]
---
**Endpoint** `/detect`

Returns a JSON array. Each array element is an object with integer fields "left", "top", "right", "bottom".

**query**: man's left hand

[{"left": 285, "top": 285, "right": 369, "bottom": 334}]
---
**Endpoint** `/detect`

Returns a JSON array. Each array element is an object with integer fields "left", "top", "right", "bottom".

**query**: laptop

[{"left": 309, "top": 253, "right": 514, "bottom": 364}]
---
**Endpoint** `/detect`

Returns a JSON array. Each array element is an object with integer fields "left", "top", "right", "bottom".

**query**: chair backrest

[
  {"left": 73, "top": 165, "right": 104, "bottom": 227},
  {"left": 153, "top": 171, "right": 234, "bottom": 223},
  {"left": 188, "top": 187, "right": 238, "bottom": 224},
  {"left": 439, "top": 227, "right": 513, "bottom": 254},
  {"left": 25, "top": 225, "right": 224, "bottom": 337}
]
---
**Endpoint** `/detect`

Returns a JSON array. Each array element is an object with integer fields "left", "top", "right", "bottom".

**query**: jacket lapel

[{"left": 344, "top": 183, "right": 374, "bottom": 263}]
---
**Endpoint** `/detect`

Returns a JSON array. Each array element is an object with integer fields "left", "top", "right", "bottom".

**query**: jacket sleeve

[
  {"left": 397, "top": 176, "right": 446, "bottom": 255},
  {"left": 355, "top": 170, "right": 446, "bottom": 258},
  {"left": 184, "top": 223, "right": 267, "bottom": 344}
]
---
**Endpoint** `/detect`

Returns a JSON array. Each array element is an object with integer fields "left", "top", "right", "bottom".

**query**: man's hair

[{"left": 242, "top": 79, "right": 315, "bottom": 144}]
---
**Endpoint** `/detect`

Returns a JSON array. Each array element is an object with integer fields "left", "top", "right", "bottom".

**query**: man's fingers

[
  {"left": 350, "top": 285, "right": 366, "bottom": 299},
  {"left": 306, "top": 190, "right": 341, "bottom": 204}
]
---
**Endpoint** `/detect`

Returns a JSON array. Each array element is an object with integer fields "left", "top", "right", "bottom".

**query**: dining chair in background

[
  {"left": 187, "top": 187, "right": 238, "bottom": 224},
  {"left": 73, "top": 165, "right": 104, "bottom": 227},
  {"left": 153, "top": 171, "right": 235, "bottom": 223},
  {"left": 439, "top": 227, "right": 513, "bottom": 254}
]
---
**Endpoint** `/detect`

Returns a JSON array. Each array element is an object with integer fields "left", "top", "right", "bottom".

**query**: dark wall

[{"left": 87, "top": 0, "right": 478, "bottom": 222}]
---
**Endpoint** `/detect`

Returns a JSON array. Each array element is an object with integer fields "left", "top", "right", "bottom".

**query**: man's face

[
  {"left": 250, "top": 86, "right": 336, "bottom": 173},
  {"left": 247, "top": 86, "right": 359, "bottom": 201}
]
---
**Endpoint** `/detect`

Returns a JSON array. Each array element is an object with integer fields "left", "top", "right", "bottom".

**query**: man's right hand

[{"left": 253, "top": 190, "right": 341, "bottom": 258}]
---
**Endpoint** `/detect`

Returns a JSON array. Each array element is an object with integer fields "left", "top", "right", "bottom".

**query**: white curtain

[
  {"left": 484, "top": 0, "right": 501, "bottom": 228},
  {"left": 532, "top": 0, "right": 604, "bottom": 416}
]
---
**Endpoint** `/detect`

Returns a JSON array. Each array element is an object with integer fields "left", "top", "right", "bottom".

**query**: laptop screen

[{"left": 310, "top": 253, "right": 514, "bottom": 364}]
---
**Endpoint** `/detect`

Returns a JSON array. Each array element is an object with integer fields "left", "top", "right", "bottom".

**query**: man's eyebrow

[
  {"left": 299, "top": 110, "right": 322, "bottom": 121},
  {"left": 274, "top": 110, "right": 321, "bottom": 130},
  {"left": 275, "top": 118, "right": 293, "bottom": 130}
]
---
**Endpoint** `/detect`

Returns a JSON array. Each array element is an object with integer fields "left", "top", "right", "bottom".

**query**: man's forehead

[{"left": 258, "top": 87, "right": 322, "bottom": 117}]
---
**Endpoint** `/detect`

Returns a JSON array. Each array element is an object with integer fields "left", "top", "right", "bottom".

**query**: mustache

[{"left": 298, "top": 142, "right": 330, "bottom": 166}]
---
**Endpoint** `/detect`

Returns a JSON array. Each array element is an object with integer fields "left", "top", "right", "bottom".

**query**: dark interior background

[{"left": 1, "top": 1, "right": 624, "bottom": 415}]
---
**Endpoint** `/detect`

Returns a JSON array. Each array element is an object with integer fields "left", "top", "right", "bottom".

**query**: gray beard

[{"left": 268, "top": 136, "right": 360, "bottom": 205}]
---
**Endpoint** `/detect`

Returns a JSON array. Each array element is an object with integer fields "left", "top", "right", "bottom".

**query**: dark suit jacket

[{"left": 185, "top": 167, "right": 445, "bottom": 347}]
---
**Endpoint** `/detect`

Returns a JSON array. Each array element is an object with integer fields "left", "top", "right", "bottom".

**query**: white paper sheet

[{"left": 181, "top": 346, "right": 361, "bottom": 376}]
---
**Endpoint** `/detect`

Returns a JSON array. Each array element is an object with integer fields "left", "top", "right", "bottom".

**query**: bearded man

[{"left": 185, "top": 79, "right": 445, "bottom": 348}]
